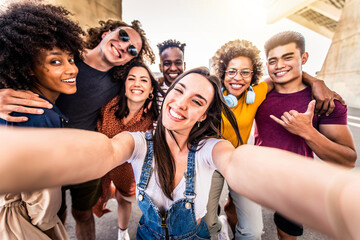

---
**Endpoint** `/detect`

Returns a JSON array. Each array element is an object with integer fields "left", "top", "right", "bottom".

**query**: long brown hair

[
  {"left": 112, "top": 61, "right": 163, "bottom": 122},
  {"left": 152, "top": 67, "right": 242, "bottom": 200}
]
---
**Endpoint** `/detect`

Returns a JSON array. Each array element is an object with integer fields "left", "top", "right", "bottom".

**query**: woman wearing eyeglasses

[
  {"left": 0, "top": 67, "right": 357, "bottom": 240},
  {"left": 205, "top": 39, "right": 342, "bottom": 239}
]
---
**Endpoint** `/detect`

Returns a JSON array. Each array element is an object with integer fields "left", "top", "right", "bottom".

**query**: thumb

[{"left": 306, "top": 100, "right": 316, "bottom": 115}]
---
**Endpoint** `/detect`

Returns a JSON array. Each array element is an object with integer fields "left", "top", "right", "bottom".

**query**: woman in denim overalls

[
  {"left": 127, "top": 67, "right": 241, "bottom": 239},
  {"left": 0, "top": 67, "right": 358, "bottom": 240},
  {"left": 135, "top": 132, "right": 210, "bottom": 239}
]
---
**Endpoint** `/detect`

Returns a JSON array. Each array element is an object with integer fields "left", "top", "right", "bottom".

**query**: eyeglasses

[
  {"left": 118, "top": 29, "right": 138, "bottom": 57},
  {"left": 225, "top": 68, "right": 253, "bottom": 79}
]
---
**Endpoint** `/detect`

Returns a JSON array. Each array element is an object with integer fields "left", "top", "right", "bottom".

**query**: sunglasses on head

[{"left": 118, "top": 29, "right": 138, "bottom": 57}]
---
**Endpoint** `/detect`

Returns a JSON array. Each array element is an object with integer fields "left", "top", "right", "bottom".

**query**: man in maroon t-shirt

[{"left": 255, "top": 31, "right": 357, "bottom": 240}]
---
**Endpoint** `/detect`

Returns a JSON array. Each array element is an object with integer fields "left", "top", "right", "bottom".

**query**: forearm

[
  {"left": 222, "top": 144, "right": 349, "bottom": 238},
  {"left": 303, "top": 129, "right": 356, "bottom": 167},
  {"left": 302, "top": 71, "right": 318, "bottom": 86},
  {"left": 0, "top": 127, "right": 116, "bottom": 193}
]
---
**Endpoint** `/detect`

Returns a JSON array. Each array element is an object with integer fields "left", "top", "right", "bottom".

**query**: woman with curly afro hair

[
  {"left": 205, "top": 39, "right": 338, "bottom": 239},
  {"left": 0, "top": 0, "right": 155, "bottom": 238},
  {"left": 0, "top": 1, "right": 84, "bottom": 239}
]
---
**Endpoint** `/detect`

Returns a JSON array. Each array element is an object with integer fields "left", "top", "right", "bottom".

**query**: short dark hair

[
  {"left": 264, "top": 31, "right": 305, "bottom": 57},
  {"left": 157, "top": 39, "right": 186, "bottom": 56},
  {"left": 0, "top": 1, "right": 85, "bottom": 90},
  {"left": 86, "top": 19, "right": 155, "bottom": 83}
]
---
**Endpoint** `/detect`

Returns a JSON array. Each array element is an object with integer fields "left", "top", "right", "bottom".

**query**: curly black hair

[
  {"left": 157, "top": 39, "right": 186, "bottom": 56},
  {"left": 0, "top": 1, "right": 85, "bottom": 90},
  {"left": 86, "top": 19, "right": 155, "bottom": 82},
  {"left": 211, "top": 39, "right": 263, "bottom": 87}
]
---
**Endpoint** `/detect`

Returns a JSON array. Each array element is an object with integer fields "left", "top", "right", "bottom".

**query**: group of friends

[{"left": 0, "top": 1, "right": 358, "bottom": 240}]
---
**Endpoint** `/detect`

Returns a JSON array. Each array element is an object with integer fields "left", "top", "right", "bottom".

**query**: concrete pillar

[
  {"left": 48, "top": 0, "right": 122, "bottom": 29},
  {"left": 1, "top": 0, "right": 122, "bottom": 29},
  {"left": 317, "top": 0, "right": 360, "bottom": 108}
]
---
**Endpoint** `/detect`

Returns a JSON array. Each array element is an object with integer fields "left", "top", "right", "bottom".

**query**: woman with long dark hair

[
  {"left": 92, "top": 61, "right": 162, "bottom": 240},
  {"left": 0, "top": 67, "right": 356, "bottom": 240}
]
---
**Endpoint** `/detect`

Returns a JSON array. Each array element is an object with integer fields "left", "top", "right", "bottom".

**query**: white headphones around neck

[{"left": 222, "top": 86, "right": 255, "bottom": 108}]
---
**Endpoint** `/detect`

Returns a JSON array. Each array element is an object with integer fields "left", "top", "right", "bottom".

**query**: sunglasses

[
  {"left": 225, "top": 68, "right": 253, "bottom": 79},
  {"left": 118, "top": 29, "right": 138, "bottom": 57}
]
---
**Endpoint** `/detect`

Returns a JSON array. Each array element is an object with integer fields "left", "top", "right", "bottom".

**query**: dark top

[
  {"left": 56, "top": 61, "right": 120, "bottom": 130},
  {"left": 0, "top": 95, "right": 68, "bottom": 128}
]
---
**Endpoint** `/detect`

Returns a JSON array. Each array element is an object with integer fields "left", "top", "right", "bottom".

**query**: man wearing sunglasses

[{"left": 0, "top": 19, "right": 155, "bottom": 240}]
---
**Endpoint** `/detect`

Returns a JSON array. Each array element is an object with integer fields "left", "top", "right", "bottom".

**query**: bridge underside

[{"left": 266, "top": 0, "right": 360, "bottom": 108}]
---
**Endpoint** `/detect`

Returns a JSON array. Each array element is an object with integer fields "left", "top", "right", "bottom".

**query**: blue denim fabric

[{"left": 136, "top": 131, "right": 210, "bottom": 239}]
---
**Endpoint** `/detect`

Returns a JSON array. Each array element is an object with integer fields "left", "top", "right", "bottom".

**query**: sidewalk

[{"left": 64, "top": 185, "right": 330, "bottom": 239}]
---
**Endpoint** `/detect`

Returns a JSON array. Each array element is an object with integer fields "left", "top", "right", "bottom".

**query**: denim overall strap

[
  {"left": 183, "top": 145, "right": 197, "bottom": 205},
  {"left": 137, "top": 131, "right": 154, "bottom": 191},
  {"left": 136, "top": 141, "right": 211, "bottom": 239}
]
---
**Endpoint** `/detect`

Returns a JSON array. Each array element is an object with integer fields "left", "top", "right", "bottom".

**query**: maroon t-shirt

[{"left": 254, "top": 87, "right": 347, "bottom": 158}]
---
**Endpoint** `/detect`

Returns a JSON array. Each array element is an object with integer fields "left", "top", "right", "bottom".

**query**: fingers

[
  {"left": 0, "top": 89, "right": 52, "bottom": 111},
  {"left": 281, "top": 115, "right": 290, "bottom": 124},
  {"left": 326, "top": 99, "right": 335, "bottom": 116},
  {"left": 1, "top": 89, "right": 45, "bottom": 102},
  {"left": 323, "top": 92, "right": 345, "bottom": 116},
  {"left": 288, "top": 110, "right": 299, "bottom": 117},
  {"left": 2, "top": 104, "right": 45, "bottom": 115},
  {"left": 333, "top": 92, "right": 346, "bottom": 105},
  {"left": 306, "top": 100, "right": 316, "bottom": 114},
  {"left": 270, "top": 115, "right": 285, "bottom": 127},
  {"left": 0, "top": 113, "right": 28, "bottom": 122},
  {"left": 314, "top": 98, "right": 324, "bottom": 115}
]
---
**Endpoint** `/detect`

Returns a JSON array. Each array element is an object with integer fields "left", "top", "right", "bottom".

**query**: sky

[{"left": 122, "top": 0, "right": 332, "bottom": 77}]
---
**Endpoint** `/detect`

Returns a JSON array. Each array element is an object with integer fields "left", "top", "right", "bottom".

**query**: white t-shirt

[{"left": 127, "top": 131, "right": 223, "bottom": 219}]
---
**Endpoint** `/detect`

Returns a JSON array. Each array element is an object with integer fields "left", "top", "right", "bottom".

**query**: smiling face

[
  {"left": 224, "top": 56, "right": 253, "bottom": 99},
  {"left": 159, "top": 47, "right": 185, "bottom": 86},
  {"left": 162, "top": 73, "right": 214, "bottom": 135},
  {"left": 99, "top": 27, "right": 142, "bottom": 67},
  {"left": 266, "top": 42, "right": 308, "bottom": 87},
  {"left": 31, "top": 47, "right": 78, "bottom": 103},
  {"left": 125, "top": 66, "right": 153, "bottom": 106}
]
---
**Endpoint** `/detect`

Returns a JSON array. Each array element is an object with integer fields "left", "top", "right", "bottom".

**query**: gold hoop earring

[{"left": 148, "top": 93, "right": 154, "bottom": 100}]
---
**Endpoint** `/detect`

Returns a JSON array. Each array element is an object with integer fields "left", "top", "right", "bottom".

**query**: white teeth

[
  {"left": 275, "top": 71, "right": 287, "bottom": 76},
  {"left": 131, "top": 90, "right": 143, "bottom": 94},
  {"left": 169, "top": 74, "right": 178, "bottom": 78},
  {"left": 169, "top": 108, "right": 184, "bottom": 120},
  {"left": 61, "top": 78, "right": 76, "bottom": 83},
  {"left": 111, "top": 46, "right": 120, "bottom": 57},
  {"left": 230, "top": 83, "right": 243, "bottom": 89}
]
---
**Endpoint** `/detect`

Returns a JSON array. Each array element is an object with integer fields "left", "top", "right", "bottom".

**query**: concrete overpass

[
  {"left": 264, "top": 0, "right": 360, "bottom": 108},
  {"left": 2, "top": 0, "right": 358, "bottom": 108},
  {"left": 1, "top": 0, "right": 123, "bottom": 29}
]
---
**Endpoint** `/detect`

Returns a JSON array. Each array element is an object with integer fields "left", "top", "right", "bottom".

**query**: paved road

[{"left": 65, "top": 107, "right": 360, "bottom": 239}]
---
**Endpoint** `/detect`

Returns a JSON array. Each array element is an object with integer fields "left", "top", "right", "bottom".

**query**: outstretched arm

[
  {"left": 212, "top": 141, "right": 358, "bottom": 239},
  {"left": 0, "top": 89, "right": 52, "bottom": 122},
  {"left": 0, "top": 127, "right": 133, "bottom": 193}
]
